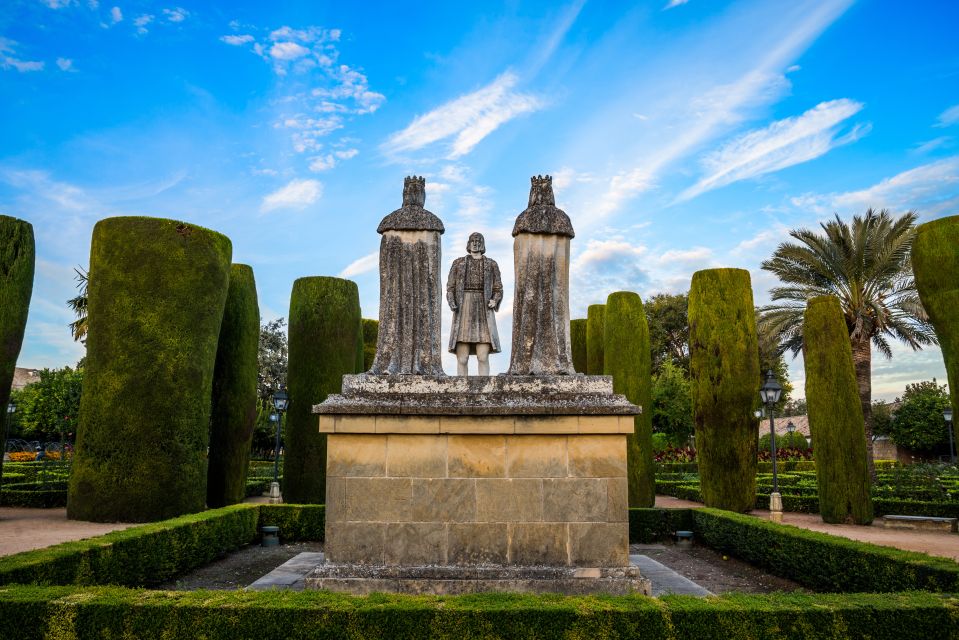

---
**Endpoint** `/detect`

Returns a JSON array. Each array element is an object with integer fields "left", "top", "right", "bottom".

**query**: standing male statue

[
  {"left": 447, "top": 232, "right": 503, "bottom": 376},
  {"left": 508, "top": 175, "right": 577, "bottom": 375},
  {"left": 368, "top": 176, "right": 446, "bottom": 375}
]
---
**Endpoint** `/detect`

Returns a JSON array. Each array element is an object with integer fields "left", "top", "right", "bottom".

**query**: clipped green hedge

[
  {"left": 0, "top": 588, "right": 954, "bottom": 640},
  {"left": 688, "top": 268, "right": 760, "bottom": 512},
  {"left": 693, "top": 508, "right": 959, "bottom": 593},
  {"left": 569, "top": 318, "right": 587, "bottom": 373},
  {"left": 362, "top": 318, "right": 379, "bottom": 371},
  {"left": 208, "top": 264, "right": 260, "bottom": 508},
  {"left": 629, "top": 508, "right": 694, "bottom": 543},
  {"left": 605, "top": 292, "right": 654, "bottom": 507},
  {"left": 586, "top": 304, "right": 605, "bottom": 375},
  {"left": 803, "top": 296, "right": 873, "bottom": 524},
  {"left": 68, "top": 216, "right": 232, "bottom": 522},
  {"left": 0, "top": 487, "right": 67, "bottom": 508},
  {"left": 0, "top": 215, "right": 35, "bottom": 480},
  {"left": 0, "top": 504, "right": 258, "bottom": 587},
  {"left": 258, "top": 504, "right": 326, "bottom": 541},
  {"left": 285, "top": 277, "right": 363, "bottom": 504}
]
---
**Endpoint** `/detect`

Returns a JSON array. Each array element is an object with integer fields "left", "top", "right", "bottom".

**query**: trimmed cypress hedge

[
  {"left": 585, "top": 304, "right": 606, "bottom": 375},
  {"left": 207, "top": 264, "right": 260, "bottom": 508},
  {"left": 629, "top": 508, "right": 694, "bottom": 543},
  {"left": 803, "top": 296, "right": 873, "bottom": 525},
  {"left": 361, "top": 318, "right": 379, "bottom": 371},
  {"left": 68, "top": 217, "right": 232, "bottom": 523},
  {"left": 913, "top": 215, "right": 959, "bottom": 450},
  {"left": 688, "top": 268, "right": 760, "bottom": 512},
  {"left": 0, "top": 588, "right": 954, "bottom": 640},
  {"left": 285, "top": 277, "right": 363, "bottom": 504},
  {"left": 604, "top": 292, "right": 654, "bottom": 507},
  {"left": 693, "top": 507, "right": 959, "bottom": 593},
  {"left": 0, "top": 215, "right": 34, "bottom": 477},
  {"left": 569, "top": 318, "right": 587, "bottom": 373}
]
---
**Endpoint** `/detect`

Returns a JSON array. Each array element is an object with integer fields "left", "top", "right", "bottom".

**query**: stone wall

[{"left": 323, "top": 420, "right": 629, "bottom": 567}]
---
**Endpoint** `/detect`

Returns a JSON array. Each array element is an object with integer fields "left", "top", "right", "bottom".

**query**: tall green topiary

[
  {"left": 586, "top": 305, "right": 606, "bottom": 375},
  {"left": 0, "top": 215, "right": 35, "bottom": 482},
  {"left": 207, "top": 264, "right": 260, "bottom": 508},
  {"left": 570, "top": 319, "right": 587, "bottom": 374},
  {"left": 913, "top": 215, "right": 959, "bottom": 451},
  {"left": 362, "top": 318, "right": 378, "bottom": 371},
  {"left": 68, "top": 217, "right": 232, "bottom": 522},
  {"left": 803, "top": 295, "right": 873, "bottom": 524},
  {"left": 285, "top": 277, "right": 363, "bottom": 504},
  {"left": 604, "top": 292, "right": 654, "bottom": 507},
  {"left": 688, "top": 268, "right": 760, "bottom": 512}
]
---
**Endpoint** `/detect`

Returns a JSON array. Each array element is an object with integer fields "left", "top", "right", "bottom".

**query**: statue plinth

[{"left": 309, "top": 375, "right": 647, "bottom": 594}]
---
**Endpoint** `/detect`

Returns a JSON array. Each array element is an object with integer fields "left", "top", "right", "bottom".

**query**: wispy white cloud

[
  {"left": 220, "top": 34, "right": 254, "bottom": 46},
  {"left": 790, "top": 156, "right": 959, "bottom": 216},
  {"left": 664, "top": 0, "right": 690, "bottom": 9},
  {"left": 162, "top": 7, "right": 189, "bottom": 23},
  {"left": 935, "top": 104, "right": 959, "bottom": 128},
  {"left": 110, "top": 6, "right": 122, "bottom": 23},
  {"left": 270, "top": 41, "right": 310, "bottom": 61},
  {"left": 678, "top": 98, "right": 867, "bottom": 201},
  {"left": 40, "top": 0, "right": 74, "bottom": 7},
  {"left": 134, "top": 14, "right": 154, "bottom": 34},
  {"left": 0, "top": 38, "right": 44, "bottom": 73},
  {"left": 56, "top": 57, "right": 75, "bottom": 72},
  {"left": 312, "top": 65, "right": 385, "bottom": 114},
  {"left": 384, "top": 71, "right": 543, "bottom": 160},
  {"left": 260, "top": 178, "right": 323, "bottom": 212},
  {"left": 338, "top": 251, "right": 378, "bottom": 278},
  {"left": 912, "top": 136, "right": 952, "bottom": 155}
]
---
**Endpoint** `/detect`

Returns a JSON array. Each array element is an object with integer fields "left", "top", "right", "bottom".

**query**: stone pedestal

[{"left": 308, "top": 374, "right": 647, "bottom": 595}]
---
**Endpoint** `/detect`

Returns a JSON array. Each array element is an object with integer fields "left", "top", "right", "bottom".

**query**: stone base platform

[{"left": 304, "top": 563, "right": 651, "bottom": 596}]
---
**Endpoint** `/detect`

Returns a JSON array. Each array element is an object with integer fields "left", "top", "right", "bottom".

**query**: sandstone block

[
  {"left": 475, "top": 479, "right": 544, "bottom": 522},
  {"left": 412, "top": 478, "right": 476, "bottom": 522},
  {"left": 326, "top": 522, "right": 387, "bottom": 564},
  {"left": 568, "top": 435, "right": 626, "bottom": 478},
  {"left": 514, "top": 416, "right": 579, "bottom": 434},
  {"left": 508, "top": 523, "right": 568, "bottom": 565},
  {"left": 577, "top": 415, "right": 620, "bottom": 434},
  {"left": 506, "top": 436, "right": 567, "bottom": 478},
  {"left": 543, "top": 478, "right": 608, "bottom": 522},
  {"left": 448, "top": 523, "right": 508, "bottom": 565},
  {"left": 386, "top": 435, "right": 447, "bottom": 477},
  {"left": 569, "top": 522, "right": 628, "bottom": 567},
  {"left": 335, "top": 416, "right": 375, "bottom": 433},
  {"left": 319, "top": 415, "right": 335, "bottom": 433},
  {"left": 440, "top": 416, "right": 515, "bottom": 434},
  {"left": 385, "top": 522, "right": 447, "bottom": 565},
  {"left": 448, "top": 435, "right": 506, "bottom": 478},
  {"left": 606, "top": 477, "right": 629, "bottom": 522},
  {"left": 341, "top": 477, "right": 411, "bottom": 521},
  {"left": 376, "top": 415, "right": 440, "bottom": 434},
  {"left": 327, "top": 434, "right": 387, "bottom": 477},
  {"left": 325, "top": 477, "right": 349, "bottom": 522}
]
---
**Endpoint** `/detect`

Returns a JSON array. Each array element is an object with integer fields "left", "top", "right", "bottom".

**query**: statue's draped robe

[
  {"left": 369, "top": 205, "right": 446, "bottom": 375},
  {"left": 447, "top": 255, "right": 503, "bottom": 354},
  {"left": 508, "top": 201, "right": 576, "bottom": 375}
]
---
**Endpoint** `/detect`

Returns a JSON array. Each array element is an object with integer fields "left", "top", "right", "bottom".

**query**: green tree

[
  {"left": 759, "top": 209, "right": 936, "bottom": 475},
  {"left": 756, "top": 311, "right": 793, "bottom": 412},
  {"left": 871, "top": 401, "right": 894, "bottom": 439},
  {"left": 886, "top": 380, "right": 952, "bottom": 452},
  {"left": 570, "top": 318, "right": 588, "bottom": 374},
  {"left": 10, "top": 367, "right": 83, "bottom": 443},
  {"left": 586, "top": 304, "right": 606, "bottom": 375},
  {"left": 66, "top": 267, "right": 88, "bottom": 343},
  {"left": 650, "top": 358, "right": 693, "bottom": 446},
  {"left": 257, "top": 318, "right": 288, "bottom": 399},
  {"left": 646, "top": 292, "right": 689, "bottom": 371},
  {"left": 362, "top": 319, "right": 379, "bottom": 371}
]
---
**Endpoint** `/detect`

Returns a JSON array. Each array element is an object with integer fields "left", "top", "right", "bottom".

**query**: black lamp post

[
  {"left": 270, "top": 386, "right": 289, "bottom": 504},
  {"left": 759, "top": 370, "right": 783, "bottom": 521},
  {"left": 1, "top": 401, "right": 15, "bottom": 481},
  {"left": 945, "top": 407, "right": 955, "bottom": 464}
]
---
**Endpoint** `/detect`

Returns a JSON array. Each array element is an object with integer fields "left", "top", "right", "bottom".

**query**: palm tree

[
  {"left": 66, "top": 267, "right": 88, "bottom": 343},
  {"left": 758, "top": 209, "right": 937, "bottom": 475}
]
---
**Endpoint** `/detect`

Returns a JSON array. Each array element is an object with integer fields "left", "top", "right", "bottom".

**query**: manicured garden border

[{"left": 0, "top": 587, "right": 954, "bottom": 640}]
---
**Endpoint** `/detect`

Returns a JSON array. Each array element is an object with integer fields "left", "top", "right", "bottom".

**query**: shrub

[
  {"left": 803, "top": 296, "right": 873, "bottom": 524},
  {"left": 913, "top": 215, "right": 959, "bottom": 453},
  {"left": 628, "top": 508, "right": 694, "bottom": 543},
  {"left": 361, "top": 318, "right": 378, "bottom": 371},
  {"left": 651, "top": 358, "right": 694, "bottom": 445},
  {"left": 67, "top": 217, "right": 232, "bottom": 523},
  {"left": 208, "top": 264, "right": 260, "bottom": 508},
  {"left": 569, "top": 318, "right": 587, "bottom": 373},
  {"left": 8, "top": 452, "right": 36, "bottom": 462},
  {"left": 688, "top": 268, "right": 760, "bottom": 512},
  {"left": 884, "top": 380, "right": 953, "bottom": 452},
  {"left": 585, "top": 304, "right": 605, "bottom": 375},
  {"left": 285, "top": 277, "right": 363, "bottom": 504},
  {"left": 0, "top": 215, "right": 34, "bottom": 479},
  {"left": 258, "top": 504, "right": 326, "bottom": 542},
  {"left": 758, "top": 431, "right": 809, "bottom": 452},
  {"left": 604, "top": 292, "right": 654, "bottom": 507}
]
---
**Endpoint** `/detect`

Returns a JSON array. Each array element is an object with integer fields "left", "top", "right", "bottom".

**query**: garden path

[
  {"left": 0, "top": 506, "right": 136, "bottom": 556},
  {"left": 656, "top": 495, "right": 959, "bottom": 561}
]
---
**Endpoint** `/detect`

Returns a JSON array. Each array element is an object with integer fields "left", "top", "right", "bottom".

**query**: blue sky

[{"left": 2, "top": 0, "right": 958, "bottom": 399}]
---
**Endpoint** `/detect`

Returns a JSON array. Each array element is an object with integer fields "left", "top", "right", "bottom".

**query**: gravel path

[
  {"left": 0, "top": 507, "right": 135, "bottom": 556},
  {"left": 154, "top": 542, "right": 325, "bottom": 591}
]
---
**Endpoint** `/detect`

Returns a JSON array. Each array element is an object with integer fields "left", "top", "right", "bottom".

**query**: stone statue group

[{"left": 369, "top": 175, "right": 576, "bottom": 377}]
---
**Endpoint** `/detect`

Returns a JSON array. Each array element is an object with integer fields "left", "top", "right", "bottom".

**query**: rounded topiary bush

[
  {"left": 362, "top": 319, "right": 379, "bottom": 371},
  {"left": 586, "top": 304, "right": 606, "bottom": 375},
  {"left": 570, "top": 318, "right": 587, "bottom": 374},
  {"left": 207, "top": 264, "right": 260, "bottom": 508},
  {"left": 688, "top": 268, "right": 760, "bottom": 512},
  {"left": 803, "top": 295, "right": 873, "bottom": 525},
  {"left": 284, "top": 277, "right": 363, "bottom": 504},
  {"left": 913, "top": 215, "right": 959, "bottom": 450},
  {"left": 68, "top": 216, "right": 232, "bottom": 522},
  {"left": 758, "top": 431, "right": 809, "bottom": 452},
  {"left": 0, "top": 215, "right": 34, "bottom": 471},
  {"left": 604, "top": 292, "right": 654, "bottom": 507}
]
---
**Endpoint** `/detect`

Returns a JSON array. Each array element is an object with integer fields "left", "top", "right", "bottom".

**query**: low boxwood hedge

[
  {"left": 0, "top": 487, "right": 67, "bottom": 508},
  {"left": 692, "top": 508, "right": 959, "bottom": 593},
  {"left": 258, "top": 503, "right": 326, "bottom": 541},
  {"left": 0, "top": 587, "right": 955, "bottom": 640},
  {"left": 629, "top": 508, "right": 694, "bottom": 543}
]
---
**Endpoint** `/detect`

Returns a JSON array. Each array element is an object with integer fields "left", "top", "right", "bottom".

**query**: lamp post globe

[{"left": 759, "top": 370, "right": 783, "bottom": 522}]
